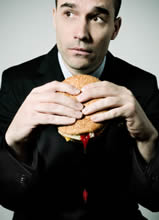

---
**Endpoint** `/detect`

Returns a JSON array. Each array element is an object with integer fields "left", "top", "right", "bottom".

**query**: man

[{"left": 0, "top": 0, "right": 159, "bottom": 219}]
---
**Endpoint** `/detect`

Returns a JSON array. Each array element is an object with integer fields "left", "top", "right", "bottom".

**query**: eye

[
  {"left": 93, "top": 16, "right": 103, "bottom": 23},
  {"left": 64, "top": 11, "right": 73, "bottom": 18}
]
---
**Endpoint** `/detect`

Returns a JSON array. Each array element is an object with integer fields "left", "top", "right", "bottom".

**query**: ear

[
  {"left": 111, "top": 17, "right": 122, "bottom": 40},
  {"left": 52, "top": 8, "right": 57, "bottom": 28}
]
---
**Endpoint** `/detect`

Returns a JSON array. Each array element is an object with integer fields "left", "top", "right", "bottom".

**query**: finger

[
  {"left": 82, "top": 97, "right": 121, "bottom": 115},
  {"left": 91, "top": 106, "right": 126, "bottom": 122},
  {"left": 35, "top": 103, "right": 83, "bottom": 119},
  {"left": 77, "top": 81, "right": 123, "bottom": 102},
  {"left": 77, "top": 89, "right": 104, "bottom": 102},
  {"left": 82, "top": 81, "right": 117, "bottom": 91},
  {"left": 36, "top": 112, "right": 76, "bottom": 125},
  {"left": 77, "top": 85, "right": 113, "bottom": 103},
  {"left": 34, "top": 92, "right": 83, "bottom": 111},
  {"left": 32, "top": 81, "right": 80, "bottom": 95}
]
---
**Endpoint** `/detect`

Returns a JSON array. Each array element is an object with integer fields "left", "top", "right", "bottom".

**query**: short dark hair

[
  {"left": 55, "top": 0, "right": 122, "bottom": 18},
  {"left": 113, "top": 0, "right": 122, "bottom": 18}
]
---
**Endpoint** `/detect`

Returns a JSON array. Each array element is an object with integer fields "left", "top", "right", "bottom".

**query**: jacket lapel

[{"left": 34, "top": 46, "right": 65, "bottom": 87}]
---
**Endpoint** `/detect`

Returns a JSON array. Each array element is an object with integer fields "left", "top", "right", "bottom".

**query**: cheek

[
  {"left": 96, "top": 36, "right": 110, "bottom": 52},
  {"left": 56, "top": 27, "right": 67, "bottom": 48},
  {"left": 93, "top": 29, "right": 112, "bottom": 49},
  {"left": 56, "top": 23, "right": 72, "bottom": 46}
]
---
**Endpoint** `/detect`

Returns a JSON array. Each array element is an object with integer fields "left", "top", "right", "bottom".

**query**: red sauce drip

[
  {"left": 80, "top": 134, "right": 90, "bottom": 151},
  {"left": 83, "top": 189, "right": 88, "bottom": 202},
  {"left": 80, "top": 135, "right": 89, "bottom": 203}
]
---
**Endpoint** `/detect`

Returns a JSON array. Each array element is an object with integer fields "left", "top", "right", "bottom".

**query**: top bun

[{"left": 58, "top": 74, "right": 106, "bottom": 135}]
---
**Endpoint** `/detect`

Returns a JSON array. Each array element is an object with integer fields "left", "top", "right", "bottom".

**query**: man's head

[
  {"left": 53, "top": 0, "right": 122, "bottom": 75},
  {"left": 55, "top": 0, "right": 122, "bottom": 18}
]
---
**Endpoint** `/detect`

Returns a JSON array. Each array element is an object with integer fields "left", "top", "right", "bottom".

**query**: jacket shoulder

[
  {"left": 2, "top": 54, "right": 45, "bottom": 81},
  {"left": 114, "top": 55, "right": 156, "bottom": 82},
  {"left": 105, "top": 52, "right": 158, "bottom": 108}
]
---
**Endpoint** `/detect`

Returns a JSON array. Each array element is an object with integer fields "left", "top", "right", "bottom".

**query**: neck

[{"left": 66, "top": 66, "right": 99, "bottom": 76}]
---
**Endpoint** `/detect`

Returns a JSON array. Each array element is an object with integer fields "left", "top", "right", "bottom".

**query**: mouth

[{"left": 69, "top": 48, "right": 92, "bottom": 55}]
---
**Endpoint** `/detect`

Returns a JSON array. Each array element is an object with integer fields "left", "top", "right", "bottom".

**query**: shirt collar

[{"left": 58, "top": 52, "right": 106, "bottom": 79}]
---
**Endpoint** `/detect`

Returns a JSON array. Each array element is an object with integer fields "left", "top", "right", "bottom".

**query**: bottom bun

[
  {"left": 58, "top": 130, "right": 95, "bottom": 141},
  {"left": 58, "top": 126, "right": 106, "bottom": 143}
]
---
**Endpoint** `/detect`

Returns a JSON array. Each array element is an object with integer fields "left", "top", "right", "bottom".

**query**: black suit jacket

[{"left": 0, "top": 46, "right": 159, "bottom": 220}]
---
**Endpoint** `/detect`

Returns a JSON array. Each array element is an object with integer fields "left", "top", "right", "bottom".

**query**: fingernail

[
  {"left": 77, "top": 112, "right": 83, "bottom": 119},
  {"left": 69, "top": 118, "right": 76, "bottom": 124},
  {"left": 82, "top": 108, "right": 88, "bottom": 115},
  {"left": 81, "top": 87, "right": 87, "bottom": 92},
  {"left": 77, "top": 94, "right": 84, "bottom": 102},
  {"left": 91, "top": 115, "right": 98, "bottom": 122},
  {"left": 76, "top": 103, "right": 83, "bottom": 110},
  {"left": 75, "top": 89, "right": 81, "bottom": 94}
]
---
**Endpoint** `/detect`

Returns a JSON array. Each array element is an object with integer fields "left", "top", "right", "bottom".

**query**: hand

[
  {"left": 77, "top": 81, "right": 158, "bottom": 162},
  {"left": 5, "top": 81, "right": 83, "bottom": 149}
]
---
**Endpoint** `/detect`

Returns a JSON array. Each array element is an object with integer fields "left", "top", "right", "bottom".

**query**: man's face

[{"left": 53, "top": 0, "right": 121, "bottom": 74}]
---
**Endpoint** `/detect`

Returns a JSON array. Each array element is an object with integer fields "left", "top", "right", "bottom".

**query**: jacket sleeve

[
  {"left": 129, "top": 75, "right": 159, "bottom": 212},
  {"left": 0, "top": 70, "right": 39, "bottom": 210}
]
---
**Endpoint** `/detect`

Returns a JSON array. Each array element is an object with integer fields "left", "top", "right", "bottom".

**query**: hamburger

[{"left": 58, "top": 74, "right": 108, "bottom": 148}]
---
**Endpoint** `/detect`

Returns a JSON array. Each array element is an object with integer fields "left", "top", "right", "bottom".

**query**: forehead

[{"left": 57, "top": 0, "right": 114, "bottom": 10}]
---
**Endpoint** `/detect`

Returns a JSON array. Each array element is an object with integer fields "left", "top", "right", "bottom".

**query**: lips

[{"left": 69, "top": 47, "right": 92, "bottom": 55}]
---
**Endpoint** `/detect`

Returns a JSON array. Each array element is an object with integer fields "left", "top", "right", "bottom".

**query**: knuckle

[
  {"left": 52, "top": 103, "right": 61, "bottom": 112},
  {"left": 103, "top": 97, "right": 109, "bottom": 106},
  {"left": 26, "top": 93, "right": 37, "bottom": 104},
  {"left": 52, "top": 80, "right": 63, "bottom": 89},
  {"left": 34, "top": 103, "right": 41, "bottom": 111},
  {"left": 102, "top": 81, "right": 108, "bottom": 87},
  {"left": 128, "top": 102, "right": 136, "bottom": 114},
  {"left": 107, "top": 109, "right": 119, "bottom": 119},
  {"left": 45, "top": 103, "right": 58, "bottom": 114},
  {"left": 110, "top": 110, "right": 118, "bottom": 118},
  {"left": 51, "top": 92, "right": 57, "bottom": 100},
  {"left": 45, "top": 114, "right": 53, "bottom": 124},
  {"left": 53, "top": 81, "right": 67, "bottom": 92},
  {"left": 32, "top": 112, "right": 39, "bottom": 125},
  {"left": 31, "top": 87, "right": 39, "bottom": 94},
  {"left": 103, "top": 87, "right": 107, "bottom": 95},
  {"left": 31, "top": 110, "right": 37, "bottom": 118},
  {"left": 52, "top": 80, "right": 58, "bottom": 86},
  {"left": 122, "top": 86, "right": 133, "bottom": 96},
  {"left": 127, "top": 95, "right": 136, "bottom": 112}
]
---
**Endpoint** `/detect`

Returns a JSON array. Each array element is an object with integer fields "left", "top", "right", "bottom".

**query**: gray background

[{"left": 0, "top": 0, "right": 159, "bottom": 219}]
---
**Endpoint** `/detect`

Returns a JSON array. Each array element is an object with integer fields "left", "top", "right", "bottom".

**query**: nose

[{"left": 74, "top": 18, "right": 91, "bottom": 42}]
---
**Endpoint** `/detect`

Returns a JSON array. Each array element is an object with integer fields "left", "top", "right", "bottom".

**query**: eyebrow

[
  {"left": 93, "top": 6, "right": 110, "bottom": 16},
  {"left": 60, "top": 3, "right": 110, "bottom": 16},
  {"left": 60, "top": 2, "right": 76, "bottom": 9}
]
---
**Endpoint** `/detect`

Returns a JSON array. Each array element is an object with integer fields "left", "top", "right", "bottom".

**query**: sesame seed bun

[{"left": 58, "top": 74, "right": 107, "bottom": 140}]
